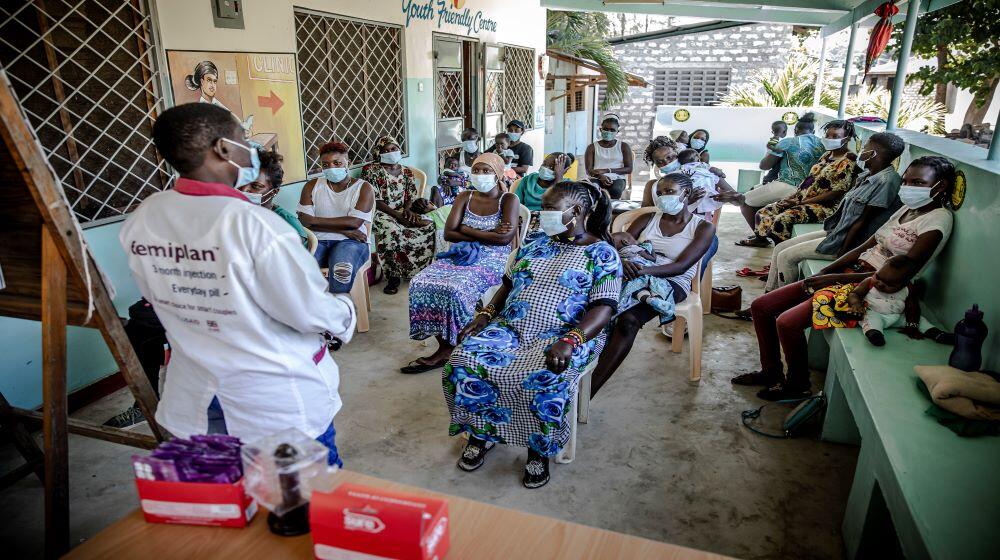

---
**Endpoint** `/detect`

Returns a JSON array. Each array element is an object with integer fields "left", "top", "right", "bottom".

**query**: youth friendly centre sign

[{"left": 402, "top": 0, "right": 498, "bottom": 35}]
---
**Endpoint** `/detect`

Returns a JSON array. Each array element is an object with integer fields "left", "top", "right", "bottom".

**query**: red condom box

[
  {"left": 134, "top": 477, "right": 257, "bottom": 528},
  {"left": 310, "top": 483, "right": 449, "bottom": 560}
]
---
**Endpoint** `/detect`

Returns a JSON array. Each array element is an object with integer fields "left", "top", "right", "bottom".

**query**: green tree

[
  {"left": 546, "top": 10, "right": 628, "bottom": 110},
  {"left": 719, "top": 57, "right": 840, "bottom": 108},
  {"left": 895, "top": 0, "right": 1000, "bottom": 125}
]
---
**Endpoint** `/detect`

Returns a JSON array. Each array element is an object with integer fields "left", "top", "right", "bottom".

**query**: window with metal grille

[
  {"left": 0, "top": 0, "right": 168, "bottom": 225},
  {"left": 502, "top": 45, "right": 534, "bottom": 128},
  {"left": 654, "top": 67, "right": 731, "bottom": 106},
  {"left": 294, "top": 9, "right": 406, "bottom": 174}
]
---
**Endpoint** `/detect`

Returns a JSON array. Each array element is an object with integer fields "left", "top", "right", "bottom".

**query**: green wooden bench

[
  {"left": 791, "top": 223, "right": 823, "bottom": 237},
  {"left": 798, "top": 257, "right": 1000, "bottom": 559}
]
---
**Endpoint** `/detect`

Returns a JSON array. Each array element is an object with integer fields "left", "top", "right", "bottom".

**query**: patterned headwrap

[
  {"left": 373, "top": 135, "right": 400, "bottom": 156},
  {"left": 471, "top": 152, "right": 505, "bottom": 180}
]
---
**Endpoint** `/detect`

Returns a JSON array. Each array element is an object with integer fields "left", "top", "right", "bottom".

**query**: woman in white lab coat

[{"left": 120, "top": 102, "right": 355, "bottom": 465}]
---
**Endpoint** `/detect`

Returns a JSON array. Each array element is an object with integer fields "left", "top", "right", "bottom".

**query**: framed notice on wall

[{"left": 166, "top": 50, "right": 306, "bottom": 182}]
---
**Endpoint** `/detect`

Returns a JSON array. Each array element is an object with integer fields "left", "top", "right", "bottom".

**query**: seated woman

[
  {"left": 403, "top": 153, "right": 519, "bottom": 374},
  {"left": 762, "top": 131, "right": 904, "bottom": 292},
  {"left": 752, "top": 119, "right": 861, "bottom": 244},
  {"left": 514, "top": 152, "right": 573, "bottom": 211},
  {"left": 584, "top": 114, "right": 633, "bottom": 200},
  {"left": 590, "top": 173, "right": 715, "bottom": 396},
  {"left": 640, "top": 135, "right": 681, "bottom": 207},
  {"left": 732, "top": 156, "right": 956, "bottom": 400},
  {"left": 444, "top": 181, "right": 619, "bottom": 489},
  {"left": 688, "top": 128, "right": 711, "bottom": 163},
  {"left": 297, "top": 141, "right": 376, "bottom": 293},
  {"left": 361, "top": 135, "right": 436, "bottom": 294},
  {"left": 238, "top": 150, "right": 309, "bottom": 247},
  {"left": 459, "top": 127, "right": 482, "bottom": 173}
]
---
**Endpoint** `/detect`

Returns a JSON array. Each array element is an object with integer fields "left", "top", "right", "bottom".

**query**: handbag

[
  {"left": 741, "top": 393, "right": 827, "bottom": 438},
  {"left": 711, "top": 285, "right": 742, "bottom": 313}
]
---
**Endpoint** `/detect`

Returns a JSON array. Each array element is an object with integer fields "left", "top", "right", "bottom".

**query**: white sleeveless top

[
  {"left": 592, "top": 139, "right": 625, "bottom": 177},
  {"left": 638, "top": 212, "right": 706, "bottom": 293},
  {"left": 306, "top": 177, "right": 373, "bottom": 242}
]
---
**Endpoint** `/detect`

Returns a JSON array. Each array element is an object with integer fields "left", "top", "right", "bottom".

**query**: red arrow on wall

[{"left": 257, "top": 90, "right": 284, "bottom": 115}]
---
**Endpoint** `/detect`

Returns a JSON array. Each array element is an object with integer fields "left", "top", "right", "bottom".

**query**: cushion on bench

[{"left": 791, "top": 223, "right": 824, "bottom": 237}]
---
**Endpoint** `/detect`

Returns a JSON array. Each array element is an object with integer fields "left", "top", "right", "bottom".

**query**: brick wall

[{"left": 606, "top": 23, "right": 796, "bottom": 146}]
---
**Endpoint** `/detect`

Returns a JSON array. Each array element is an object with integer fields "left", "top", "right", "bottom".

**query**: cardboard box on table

[
  {"left": 135, "top": 477, "right": 257, "bottom": 528},
  {"left": 311, "top": 483, "right": 449, "bottom": 560}
]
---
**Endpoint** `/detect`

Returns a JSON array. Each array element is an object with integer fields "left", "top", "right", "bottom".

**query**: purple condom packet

[
  {"left": 132, "top": 455, "right": 180, "bottom": 482},
  {"left": 139, "top": 435, "right": 244, "bottom": 483}
]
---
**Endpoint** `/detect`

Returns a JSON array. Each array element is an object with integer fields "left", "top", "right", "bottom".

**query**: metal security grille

[
  {"left": 0, "top": 0, "right": 168, "bottom": 225},
  {"left": 294, "top": 10, "right": 405, "bottom": 173},
  {"left": 485, "top": 71, "right": 503, "bottom": 114},
  {"left": 437, "top": 70, "right": 463, "bottom": 119},
  {"left": 502, "top": 45, "right": 533, "bottom": 127},
  {"left": 654, "top": 67, "right": 731, "bottom": 106}
]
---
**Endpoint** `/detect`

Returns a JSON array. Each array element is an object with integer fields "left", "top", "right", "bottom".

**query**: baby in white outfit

[{"left": 846, "top": 255, "right": 947, "bottom": 346}]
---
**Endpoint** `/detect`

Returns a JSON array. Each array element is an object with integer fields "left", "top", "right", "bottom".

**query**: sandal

[
  {"left": 731, "top": 371, "right": 781, "bottom": 387},
  {"left": 522, "top": 453, "right": 550, "bottom": 489},
  {"left": 714, "top": 308, "right": 753, "bottom": 322},
  {"left": 400, "top": 358, "right": 447, "bottom": 374},
  {"left": 383, "top": 277, "right": 401, "bottom": 295},
  {"left": 735, "top": 236, "right": 771, "bottom": 248},
  {"left": 736, "top": 265, "right": 770, "bottom": 277},
  {"left": 757, "top": 382, "right": 811, "bottom": 402},
  {"left": 457, "top": 437, "right": 495, "bottom": 472}
]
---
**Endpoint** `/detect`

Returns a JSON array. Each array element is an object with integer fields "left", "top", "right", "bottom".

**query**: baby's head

[
  {"left": 872, "top": 255, "right": 915, "bottom": 294},
  {"left": 494, "top": 133, "right": 510, "bottom": 152},
  {"left": 443, "top": 156, "right": 459, "bottom": 171},
  {"left": 771, "top": 120, "right": 788, "bottom": 138},
  {"left": 677, "top": 148, "right": 699, "bottom": 165},
  {"left": 611, "top": 231, "right": 638, "bottom": 251}
]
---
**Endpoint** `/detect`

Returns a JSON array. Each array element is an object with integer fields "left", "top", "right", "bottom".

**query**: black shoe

[
  {"left": 865, "top": 330, "right": 886, "bottom": 347},
  {"left": 103, "top": 405, "right": 146, "bottom": 429},
  {"left": 457, "top": 437, "right": 495, "bottom": 472},
  {"left": 383, "top": 277, "right": 401, "bottom": 295},
  {"left": 757, "top": 382, "right": 811, "bottom": 401},
  {"left": 732, "top": 371, "right": 781, "bottom": 387},
  {"left": 523, "top": 453, "right": 550, "bottom": 489}
]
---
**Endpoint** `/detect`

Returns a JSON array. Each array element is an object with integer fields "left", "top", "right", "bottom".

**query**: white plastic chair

[
  {"left": 555, "top": 360, "right": 596, "bottom": 465},
  {"left": 516, "top": 204, "right": 530, "bottom": 249},
  {"left": 412, "top": 167, "right": 428, "bottom": 199},
  {"left": 305, "top": 228, "right": 319, "bottom": 255},
  {"left": 700, "top": 207, "right": 722, "bottom": 315}
]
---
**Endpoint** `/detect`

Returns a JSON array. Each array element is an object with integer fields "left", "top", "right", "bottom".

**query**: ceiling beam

[{"left": 542, "top": 0, "right": 846, "bottom": 27}]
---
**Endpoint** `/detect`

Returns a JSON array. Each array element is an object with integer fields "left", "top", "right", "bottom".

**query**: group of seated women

[{"left": 242, "top": 114, "right": 957, "bottom": 491}]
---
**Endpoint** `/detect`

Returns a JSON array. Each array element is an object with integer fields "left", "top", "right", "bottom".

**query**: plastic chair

[
  {"left": 305, "top": 228, "right": 318, "bottom": 255},
  {"left": 412, "top": 167, "right": 428, "bottom": 199},
  {"left": 555, "top": 360, "right": 597, "bottom": 465},
  {"left": 611, "top": 206, "right": 657, "bottom": 234},
  {"left": 516, "top": 204, "right": 530, "bottom": 249},
  {"left": 667, "top": 260, "right": 703, "bottom": 382},
  {"left": 700, "top": 208, "right": 722, "bottom": 315}
]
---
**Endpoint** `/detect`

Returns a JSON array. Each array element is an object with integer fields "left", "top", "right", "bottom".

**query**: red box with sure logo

[
  {"left": 310, "top": 483, "right": 450, "bottom": 560},
  {"left": 134, "top": 477, "right": 257, "bottom": 528}
]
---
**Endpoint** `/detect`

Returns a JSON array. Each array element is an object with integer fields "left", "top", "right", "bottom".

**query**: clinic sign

[{"left": 402, "top": 0, "right": 498, "bottom": 35}]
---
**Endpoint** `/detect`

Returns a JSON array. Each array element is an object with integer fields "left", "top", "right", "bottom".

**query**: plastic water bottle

[{"left": 948, "top": 304, "right": 988, "bottom": 372}]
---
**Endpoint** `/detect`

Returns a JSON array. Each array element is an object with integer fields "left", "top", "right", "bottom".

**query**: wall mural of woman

[{"left": 184, "top": 59, "right": 253, "bottom": 136}]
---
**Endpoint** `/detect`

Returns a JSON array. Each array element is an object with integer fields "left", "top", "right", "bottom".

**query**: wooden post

[{"left": 41, "top": 224, "right": 69, "bottom": 559}]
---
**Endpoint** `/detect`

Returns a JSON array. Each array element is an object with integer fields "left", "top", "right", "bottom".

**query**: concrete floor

[{"left": 0, "top": 210, "right": 858, "bottom": 559}]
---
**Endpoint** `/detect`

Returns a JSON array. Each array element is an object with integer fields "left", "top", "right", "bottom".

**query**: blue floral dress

[
  {"left": 408, "top": 203, "right": 512, "bottom": 345},
  {"left": 443, "top": 234, "right": 622, "bottom": 457}
]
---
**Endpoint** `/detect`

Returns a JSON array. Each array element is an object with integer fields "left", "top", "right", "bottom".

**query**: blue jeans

[
  {"left": 206, "top": 397, "right": 343, "bottom": 467},
  {"left": 314, "top": 239, "right": 369, "bottom": 293},
  {"left": 700, "top": 235, "right": 719, "bottom": 280}
]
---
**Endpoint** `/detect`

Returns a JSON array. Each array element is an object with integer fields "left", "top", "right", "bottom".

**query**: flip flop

[
  {"left": 736, "top": 265, "right": 770, "bottom": 277},
  {"left": 735, "top": 236, "right": 771, "bottom": 248},
  {"left": 400, "top": 359, "right": 446, "bottom": 374}
]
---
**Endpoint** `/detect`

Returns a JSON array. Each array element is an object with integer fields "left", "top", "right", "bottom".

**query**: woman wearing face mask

[
  {"left": 640, "top": 136, "right": 707, "bottom": 208},
  {"left": 585, "top": 114, "right": 634, "bottom": 200},
  {"left": 445, "top": 181, "right": 619, "bottom": 488},
  {"left": 459, "top": 127, "right": 481, "bottom": 172},
  {"left": 237, "top": 150, "right": 309, "bottom": 247},
  {"left": 689, "top": 129, "right": 711, "bottom": 163},
  {"left": 119, "top": 103, "right": 356, "bottom": 465},
  {"left": 514, "top": 152, "right": 574, "bottom": 212},
  {"left": 360, "top": 135, "right": 437, "bottom": 294},
  {"left": 591, "top": 173, "right": 715, "bottom": 397},
  {"left": 732, "top": 156, "right": 956, "bottom": 401},
  {"left": 402, "top": 153, "right": 519, "bottom": 374},
  {"left": 752, "top": 120, "right": 860, "bottom": 244},
  {"left": 297, "top": 142, "right": 376, "bottom": 293}
]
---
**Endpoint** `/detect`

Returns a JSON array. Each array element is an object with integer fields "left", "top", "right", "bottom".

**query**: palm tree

[
  {"left": 719, "top": 58, "right": 840, "bottom": 109},
  {"left": 546, "top": 10, "right": 628, "bottom": 110}
]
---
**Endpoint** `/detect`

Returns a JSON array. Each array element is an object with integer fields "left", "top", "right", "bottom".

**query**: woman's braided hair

[
  {"left": 551, "top": 181, "right": 612, "bottom": 242},
  {"left": 822, "top": 119, "right": 858, "bottom": 140},
  {"left": 659, "top": 172, "right": 693, "bottom": 196},
  {"left": 643, "top": 135, "right": 678, "bottom": 164}
]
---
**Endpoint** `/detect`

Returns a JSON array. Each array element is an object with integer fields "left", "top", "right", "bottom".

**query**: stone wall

[{"left": 606, "top": 23, "right": 796, "bottom": 147}]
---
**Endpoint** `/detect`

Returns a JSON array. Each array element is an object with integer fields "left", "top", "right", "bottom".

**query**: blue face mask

[
  {"left": 323, "top": 167, "right": 348, "bottom": 183},
  {"left": 600, "top": 130, "right": 616, "bottom": 141},
  {"left": 463, "top": 140, "right": 479, "bottom": 153},
  {"left": 539, "top": 208, "right": 573, "bottom": 237},
  {"left": 690, "top": 138, "right": 706, "bottom": 150},
  {"left": 899, "top": 182, "right": 938, "bottom": 209},
  {"left": 659, "top": 160, "right": 681, "bottom": 175},
  {"left": 657, "top": 194, "right": 685, "bottom": 215},
  {"left": 537, "top": 166, "right": 556, "bottom": 181},
  {"left": 223, "top": 138, "right": 260, "bottom": 189},
  {"left": 508, "top": 132, "right": 522, "bottom": 142},
  {"left": 380, "top": 150, "right": 402, "bottom": 165}
]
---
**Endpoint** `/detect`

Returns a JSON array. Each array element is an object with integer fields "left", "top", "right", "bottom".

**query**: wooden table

[{"left": 64, "top": 470, "right": 731, "bottom": 559}]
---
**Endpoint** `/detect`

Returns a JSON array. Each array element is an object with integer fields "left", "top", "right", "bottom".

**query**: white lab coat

[{"left": 119, "top": 178, "right": 356, "bottom": 443}]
